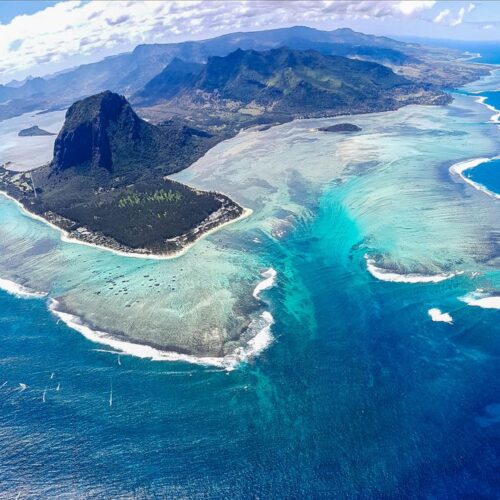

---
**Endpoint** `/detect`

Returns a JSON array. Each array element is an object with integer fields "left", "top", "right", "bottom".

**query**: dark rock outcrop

[
  {"left": 52, "top": 91, "right": 141, "bottom": 173},
  {"left": 51, "top": 91, "right": 211, "bottom": 178},
  {"left": 18, "top": 125, "right": 55, "bottom": 136},
  {"left": 318, "top": 123, "right": 361, "bottom": 132}
]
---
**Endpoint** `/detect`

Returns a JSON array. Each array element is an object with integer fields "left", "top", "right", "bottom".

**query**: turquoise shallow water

[{"left": 0, "top": 69, "right": 499, "bottom": 496}]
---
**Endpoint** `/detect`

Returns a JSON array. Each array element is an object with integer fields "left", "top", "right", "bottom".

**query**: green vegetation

[{"left": 117, "top": 189, "right": 183, "bottom": 208}]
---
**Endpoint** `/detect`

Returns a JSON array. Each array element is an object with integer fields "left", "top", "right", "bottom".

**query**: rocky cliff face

[
  {"left": 51, "top": 91, "right": 213, "bottom": 180},
  {"left": 52, "top": 91, "right": 142, "bottom": 172}
]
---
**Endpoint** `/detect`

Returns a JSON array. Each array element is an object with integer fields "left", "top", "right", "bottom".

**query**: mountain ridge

[
  {"left": 0, "top": 25, "right": 489, "bottom": 122},
  {"left": 133, "top": 47, "right": 449, "bottom": 129}
]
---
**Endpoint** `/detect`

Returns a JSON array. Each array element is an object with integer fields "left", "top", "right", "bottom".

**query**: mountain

[
  {"left": 0, "top": 77, "right": 47, "bottom": 104},
  {"left": 52, "top": 91, "right": 212, "bottom": 179},
  {"left": 134, "top": 58, "right": 204, "bottom": 104},
  {"left": 134, "top": 47, "right": 449, "bottom": 128},
  {"left": 0, "top": 26, "right": 488, "bottom": 122},
  {"left": 192, "top": 47, "right": 420, "bottom": 111},
  {"left": 5, "top": 75, "right": 36, "bottom": 88}
]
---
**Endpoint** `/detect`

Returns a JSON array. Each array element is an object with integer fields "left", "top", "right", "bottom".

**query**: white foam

[
  {"left": 253, "top": 268, "right": 277, "bottom": 299},
  {"left": 460, "top": 290, "right": 500, "bottom": 309},
  {"left": 0, "top": 277, "right": 47, "bottom": 299},
  {"left": 240, "top": 311, "right": 274, "bottom": 358},
  {"left": 428, "top": 308, "right": 453, "bottom": 324},
  {"left": 449, "top": 156, "right": 500, "bottom": 200},
  {"left": 475, "top": 95, "right": 500, "bottom": 124},
  {"left": 365, "top": 256, "right": 454, "bottom": 284},
  {"left": 49, "top": 299, "right": 274, "bottom": 371}
]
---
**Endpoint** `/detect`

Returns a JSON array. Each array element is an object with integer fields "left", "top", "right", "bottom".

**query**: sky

[{"left": 0, "top": 0, "right": 499, "bottom": 84}]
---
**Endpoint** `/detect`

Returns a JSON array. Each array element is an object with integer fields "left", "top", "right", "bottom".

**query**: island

[
  {"left": 318, "top": 123, "right": 362, "bottom": 133},
  {"left": 18, "top": 125, "right": 55, "bottom": 136}
]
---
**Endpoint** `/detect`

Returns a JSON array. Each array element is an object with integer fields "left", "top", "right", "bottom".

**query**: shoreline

[
  {"left": 0, "top": 189, "right": 253, "bottom": 260},
  {"left": 0, "top": 66, "right": 496, "bottom": 369}
]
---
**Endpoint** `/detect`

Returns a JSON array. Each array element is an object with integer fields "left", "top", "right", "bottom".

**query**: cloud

[
  {"left": 0, "top": 0, "right": 446, "bottom": 82},
  {"left": 106, "top": 14, "right": 131, "bottom": 26},
  {"left": 433, "top": 2, "right": 475, "bottom": 26},
  {"left": 433, "top": 9, "right": 451, "bottom": 24},
  {"left": 395, "top": 1, "right": 436, "bottom": 16}
]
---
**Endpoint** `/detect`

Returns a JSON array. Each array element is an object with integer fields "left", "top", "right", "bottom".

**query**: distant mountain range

[
  {"left": 0, "top": 26, "right": 489, "bottom": 122},
  {"left": 133, "top": 47, "right": 448, "bottom": 123}
]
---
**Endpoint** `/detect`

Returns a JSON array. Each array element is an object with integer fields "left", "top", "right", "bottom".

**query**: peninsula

[{"left": 1, "top": 91, "right": 243, "bottom": 256}]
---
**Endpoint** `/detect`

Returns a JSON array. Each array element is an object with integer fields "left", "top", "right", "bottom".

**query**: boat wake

[
  {"left": 365, "top": 256, "right": 455, "bottom": 284},
  {"left": 460, "top": 290, "right": 500, "bottom": 310},
  {"left": 0, "top": 277, "right": 47, "bottom": 299}
]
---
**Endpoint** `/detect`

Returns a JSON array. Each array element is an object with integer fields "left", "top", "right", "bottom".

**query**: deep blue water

[
  {"left": 401, "top": 39, "right": 500, "bottom": 65},
  {"left": 466, "top": 157, "right": 500, "bottom": 195},
  {"left": 466, "top": 89, "right": 500, "bottom": 196}
]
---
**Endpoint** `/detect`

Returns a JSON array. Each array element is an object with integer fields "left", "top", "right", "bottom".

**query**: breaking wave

[
  {"left": 449, "top": 156, "right": 500, "bottom": 200},
  {"left": 460, "top": 290, "right": 500, "bottom": 310},
  {"left": 428, "top": 308, "right": 453, "bottom": 324},
  {"left": 0, "top": 277, "right": 47, "bottom": 299},
  {"left": 253, "top": 268, "right": 277, "bottom": 299},
  {"left": 365, "top": 256, "right": 455, "bottom": 284},
  {"left": 49, "top": 299, "right": 274, "bottom": 371}
]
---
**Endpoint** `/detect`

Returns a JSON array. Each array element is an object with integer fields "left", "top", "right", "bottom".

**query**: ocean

[{"left": 0, "top": 68, "right": 499, "bottom": 496}]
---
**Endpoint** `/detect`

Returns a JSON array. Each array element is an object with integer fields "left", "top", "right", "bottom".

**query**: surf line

[
  {"left": 460, "top": 289, "right": 500, "bottom": 310},
  {"left": 449, "top": 156, "right": 500, "bottom": 200},
  {"left": 253, "top": 268, "right": 277, "bottom": 299},
  {"left": 474, "top": 94, "right": 500, "bottom": 124},
  {"left": 364, "top": 255, "right": 456, "bottom": 284},
  {"left": 0, "top": 277, "right": 47, "bottom": 299},
  {"left": 48, "top": 297, "right": 274, "bottom": 371}
]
